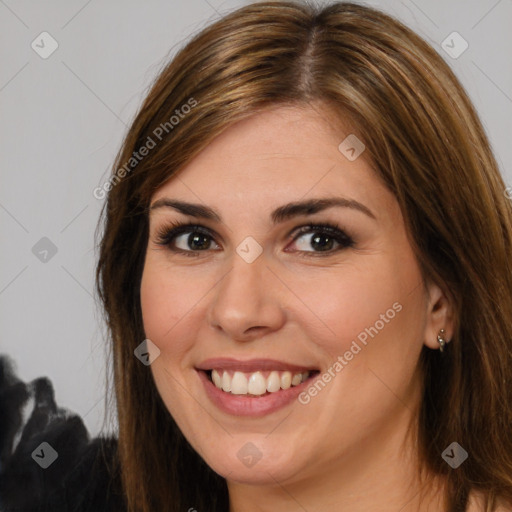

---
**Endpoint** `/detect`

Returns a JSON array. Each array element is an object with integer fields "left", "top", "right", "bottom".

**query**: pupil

[
  {"left": 189, "top": 233, "right": 209, "bottom": 250},
  {"left": 311, "top": 234, "right": 333, "bottom": 251}
]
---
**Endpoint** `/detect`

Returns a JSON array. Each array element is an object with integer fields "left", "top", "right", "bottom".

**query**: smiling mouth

[{"left": 204, "top": 369, "right": 320, "bottom": 397}]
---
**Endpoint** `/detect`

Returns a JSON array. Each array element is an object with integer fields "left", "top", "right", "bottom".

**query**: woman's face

[{"left": 140, "top": 105, "right": 448, "bottom": 486}]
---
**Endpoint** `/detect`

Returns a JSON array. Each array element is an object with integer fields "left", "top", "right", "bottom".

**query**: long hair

[{"left": 94, "top": 2, "right": 512, "bottom": 511}]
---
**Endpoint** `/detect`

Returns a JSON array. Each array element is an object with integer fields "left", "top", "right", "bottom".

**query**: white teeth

[
  {"left": 210, "top": 369, "right": 310, "bottom": 395},
  {"left": 281, "top": 371, "right": 292, "bottom": 390},
  {"left": 221, "top": 371, "right": 231, "bottom": 392},
  {"left": 212, "top": 369, "right": 222, "bottom": 388},
  {"left": 291, "top": 373, "right": 302, "bottom": 386},
  {"left": 231, "top": 371, "right": 248, "bottom": 394},
  {"left": 212, "top": 370, "right": 222, "bottom": 389},
  {"left": 248, "top": 372, "right": 267, "bottom": 395},
  {"left": 266, "top": 371, "right": 281, "bottom": 392}
]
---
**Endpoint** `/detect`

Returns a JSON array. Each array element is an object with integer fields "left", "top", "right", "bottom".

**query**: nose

[{"left": 207, "top": 250, "right": 286, "bottom": 342}]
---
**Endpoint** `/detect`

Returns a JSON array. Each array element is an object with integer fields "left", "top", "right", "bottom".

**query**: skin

[{"left": 140, "top": 104, "right": 456, "bottom": 511}]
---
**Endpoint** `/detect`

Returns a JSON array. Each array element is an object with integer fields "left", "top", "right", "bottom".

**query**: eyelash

[{"left": 153, "top": 220, "right": 355, "bottom": 258}]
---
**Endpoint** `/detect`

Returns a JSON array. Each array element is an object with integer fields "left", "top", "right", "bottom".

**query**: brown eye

[
  {"left": 289, "top": 224, "right": 354, "bottom": 255},
  {"left": 155, "top": 222, "right": 220, "bottom": 257},
  {"left": 175, "top": 231, "right": 214, "bottom": 251}
]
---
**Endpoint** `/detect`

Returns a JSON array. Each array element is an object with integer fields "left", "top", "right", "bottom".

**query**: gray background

[{"left": 1, "top": 0, "right": 511, "bottom": 438}]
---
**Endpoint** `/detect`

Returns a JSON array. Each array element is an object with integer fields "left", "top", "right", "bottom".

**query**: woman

[
  {"left": 97, "top": 1, "right": 512, "bottom": 510},
  {"left": 2, "top": 1, "right": 511, "bottom": 511}
]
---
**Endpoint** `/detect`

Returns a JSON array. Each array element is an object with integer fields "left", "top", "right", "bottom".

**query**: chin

[{"left": 197, "top": 438, "right": 306, "bottom": 485}]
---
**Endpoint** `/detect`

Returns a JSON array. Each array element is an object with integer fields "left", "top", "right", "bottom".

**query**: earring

[{"left": 437, "top": 328, "right": 447, "bottom": 352}]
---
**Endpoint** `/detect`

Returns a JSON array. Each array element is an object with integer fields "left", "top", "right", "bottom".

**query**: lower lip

[{"left": 197, "top": 370, "right": 317, "bottom": 417}]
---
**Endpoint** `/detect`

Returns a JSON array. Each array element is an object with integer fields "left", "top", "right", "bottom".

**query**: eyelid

[
  {"left": 153, "top": 221, "right": 217, "bottom": 246},
  {"left": 286, "top": 223, "right": 355, "bottom": 254},
  {"left": 153, "top": 219, "right": 355, "bottom": 257}
]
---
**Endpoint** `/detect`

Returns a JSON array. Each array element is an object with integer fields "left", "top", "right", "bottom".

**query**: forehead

[{"left": 151, "top": 105, "right": 395, "bottom": 219}]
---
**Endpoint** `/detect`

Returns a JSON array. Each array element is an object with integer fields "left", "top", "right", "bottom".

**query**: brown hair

[{"left": 95, "top": 2, "right": 512, "bottom": 511}]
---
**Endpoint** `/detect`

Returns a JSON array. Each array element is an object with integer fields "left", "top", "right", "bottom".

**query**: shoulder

[{"left": 0, "top": 354, "right": 126, "bottom": 512}]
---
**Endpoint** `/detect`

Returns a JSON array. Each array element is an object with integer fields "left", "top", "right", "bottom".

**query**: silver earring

[{"left": 437, "top": 328, "right": 447, "bottom": 352}]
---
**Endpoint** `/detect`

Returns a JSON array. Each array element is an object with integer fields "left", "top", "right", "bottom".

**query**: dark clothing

[{"left": 0, "top": 355, "right": 126, "bottom": 511}]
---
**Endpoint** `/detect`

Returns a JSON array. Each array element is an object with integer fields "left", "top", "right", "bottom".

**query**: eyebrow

[{"left": 149, "top": 197, "right": 376, "bottom": 223}]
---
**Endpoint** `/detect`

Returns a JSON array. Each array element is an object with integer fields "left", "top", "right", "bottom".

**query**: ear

[{"left": 423, "top": 279, "right": 455, "bottom": 350}]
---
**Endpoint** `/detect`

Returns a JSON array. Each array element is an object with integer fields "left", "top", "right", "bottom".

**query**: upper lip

[{"left": 196, "top": 358, "right": 318, "bottom": 373}]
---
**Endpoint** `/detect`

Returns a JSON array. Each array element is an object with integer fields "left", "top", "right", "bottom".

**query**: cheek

[
  {"left": 292, "top": 250, "right": 425, "bottom": 388},
  {"left": 293, "top": 265, "right": 409, "bottom": 354},
  {"left": 140, "top": 259, "right": 193, "bottom": 357},
  {"left": 292, "top": 261, "right": 425, "bottom": 435},
  {"left": 140, "top": 265, "right": 168, "bottom": 341},
  {"left": 140, "top": 261, "right": 198, "bottom": 422}
]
